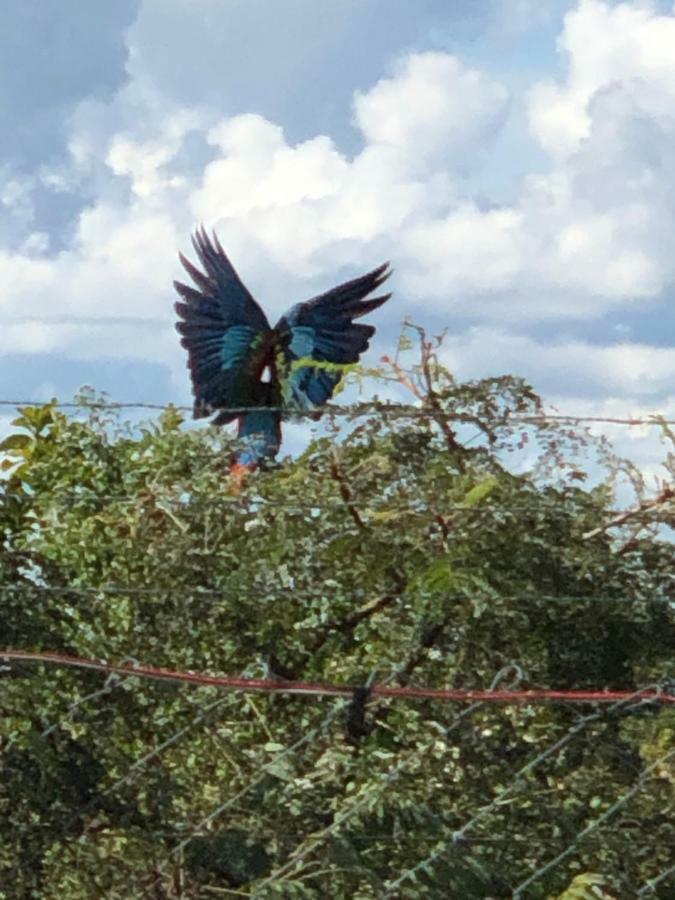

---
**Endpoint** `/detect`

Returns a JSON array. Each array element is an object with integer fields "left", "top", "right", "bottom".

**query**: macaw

[{"left": 174, "top": 227, "right": 391, "bottom": 472}]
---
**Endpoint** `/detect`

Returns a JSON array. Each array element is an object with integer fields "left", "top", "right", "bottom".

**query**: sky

[{"left": 2, "top": 0, "right": 675, "bottom": 478}]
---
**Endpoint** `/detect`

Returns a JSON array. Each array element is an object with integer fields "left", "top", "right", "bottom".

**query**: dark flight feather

[{"left": 174, "top": 228, "right": 391, "bottom": 466}]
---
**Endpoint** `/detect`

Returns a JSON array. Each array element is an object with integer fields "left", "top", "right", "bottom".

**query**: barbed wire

[
  {"left": 253, "top": 668, "right": 672, "bottom": 894},
  {"left": 382, "top": 684, "right": 669, "bottom": 896},
  {"left": 2, "top": 651, "right": 673, "bottom": 706},
  {"left": 257, "top": 722, "right": 473, "bottom": 891},
  {"left": 59, "top": 693, "right": 242, "bottom": 847},
  {"left": 240, "top": 665, "right": 519, "bottom": 893},
  {"left": 2, "top": 395, "right": 673, "bottom": 894},
  {"left": 0, "top": 827, "right": 563, "bottom": 843},
  {"left": 638, "top": 861, "right": 675, "bottom": 897},
  {"left": 8, "top": 495, "right": 673, "bottom": 540},
  {"left": 160, "top": 698, "right": 350, "bottom": 878},
  {"left": 1, "top": 582, "right": 672, "bottom": 610},
  {"left": 1, "top": 397, "right": 674, "bottom": 427},
  {"left": 16, "top": 494, "right": 606, "bottom": 512},
  {"left": 511, "top": 745, "right": 675, "bottom": 897},
  {"left": 14, "top": 489, "right": 674, "bottom": 518},
  {"left": 115, "top": 655, "right": 412, "bottom": 886},
  {"left": 11, "top": 494, "right": 672, "bottom": 537},
  {"left": 4, "top": 648, "right": 672, "bottom": 894}
]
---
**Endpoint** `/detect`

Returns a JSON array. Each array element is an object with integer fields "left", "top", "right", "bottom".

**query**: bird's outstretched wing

[
  {"left": 174, "top": 228, "right": 271, "bottom": 422},
  {"left": 275, "top": 263, "right": 392, "bottom": 410}
]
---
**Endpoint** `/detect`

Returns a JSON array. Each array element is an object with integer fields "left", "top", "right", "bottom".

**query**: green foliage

[
  {"left": 1, "top": 351, "right": 674, "bottom": 898},
  {"left": 556, "top": 873, "right": 613, "bottom": 900}
]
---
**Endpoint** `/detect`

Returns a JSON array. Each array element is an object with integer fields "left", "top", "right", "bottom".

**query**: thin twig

[
  {"left": 582, "top": 485, "right": 674, "bottom": 540},
  {"left": 328, "top": 451, "right": 367, "bottom": 530}
]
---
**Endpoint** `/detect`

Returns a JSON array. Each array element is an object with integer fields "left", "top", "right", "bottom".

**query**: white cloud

[
  {"left": 2, "top": 3, "right": 675, "bottom": 482},
  {"left": 528, "top": 0, "right": 675, "bottom": 158},
  {"left": 12, "top": 22, "right": 675, "bottom": 334},
  {"left": 405, "top": 0, "right": 675, "bottom": 315},
  {"left": 403, "top": 204, "right": 524, "bottom": 298},
  {"left": 439, "top": 327, "right": 675, "bottom": 398},
  {"left": 542, "top": 392, "right": 675, "bottom": 493},
  {"left": 437, "top": 327, "right": 675, "bottom": 488},
  {"left": 106, "top": 110, "right": 198, "bottom": 199},
  {"left": 0, "top": 50, "right": 508, "bottom": 328},
  {"left": 353, "top": 52, "right": 509, "bottom": 173},
  {"left": 0, "top": 207, "right": 180, "bottom": 322},
  {"left": 190, "top": 54, "right": 508, "bottom": 279}
]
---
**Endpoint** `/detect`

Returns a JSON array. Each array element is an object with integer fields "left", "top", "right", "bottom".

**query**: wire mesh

[{"left": 2, "top": 392, "right": 674, "bottom": 898}]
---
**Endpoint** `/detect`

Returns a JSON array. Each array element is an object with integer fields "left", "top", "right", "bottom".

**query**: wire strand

[
  {"left": 1, "top": 397, "right": 674, "bottom": 427},
  {"left": 1, "top": 583, "right": 670, "bottom": 609},
  {"left": 2, "top": 650, "right": 673, "bottom": 705}
]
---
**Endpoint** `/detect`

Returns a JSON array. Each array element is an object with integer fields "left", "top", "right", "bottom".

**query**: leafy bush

[{"left": 1, "top": 341, "right": 674, "bottom": 898}]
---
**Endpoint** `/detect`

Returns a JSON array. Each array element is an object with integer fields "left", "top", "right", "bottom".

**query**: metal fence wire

[{"left": 1, "top": 394, "right": 674, "bottom": 898}]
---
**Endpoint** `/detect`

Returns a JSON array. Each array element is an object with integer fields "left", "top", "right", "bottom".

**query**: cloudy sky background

[{"left": 3, "top": 0, "right": 675, "bottom": 477}]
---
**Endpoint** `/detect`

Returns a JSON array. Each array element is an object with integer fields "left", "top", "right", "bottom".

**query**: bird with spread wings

[{"left": 174, "top": 228, "right": 391, "bottom": 473}]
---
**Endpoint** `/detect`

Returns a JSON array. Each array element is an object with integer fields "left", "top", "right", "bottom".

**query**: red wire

[{"left": 2, "top": 650, "right": 673, "bottom": 705}]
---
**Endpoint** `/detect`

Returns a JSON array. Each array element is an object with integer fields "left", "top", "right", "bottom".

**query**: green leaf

[
  {"left": 158, "top": 404, "right": 184, "bottom": 432},
  {"left": 415, "top": 557, "right": 452, "bottom": 591},
  {"left": 0, "top": 434, "right": 32, "bottom": 452},
  {"left": 13, "top": 402, "right": 57, "bottom": 435},
  {"left": 367, "top": 509, "right": 399, "bottom": 523},
  {"left": 1, "top": 342, "right": 672, "bottom": 898},
  {"left": 557, "top": 873, "right": 613, "bottom": 900},
  {"left": 463, "top": 477, "right": 499, "bottom": 507}
]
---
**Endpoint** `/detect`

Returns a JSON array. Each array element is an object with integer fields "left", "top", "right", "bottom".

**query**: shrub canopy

[{"left": 1, "top": 346, "right": 674, "bottom": 898}]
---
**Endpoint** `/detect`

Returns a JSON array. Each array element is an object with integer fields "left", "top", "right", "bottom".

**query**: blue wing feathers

[
  {"left": 276, "top": 261, "right": 391, "bottom": 409},
  {"left": 299, "top": 262, "right": 391, "bottom": 314},
  {"left": 173, "top": 281, "right": 212, "bottom": 307},
  {"left": 287, "top": 326, "right": 316, "bottom": 359},
  {"left": 174, "top": 306, "right": 223, "bottom": 332},
  {"left": 175, "top": 228, "right": 269, "bottom": 331},
  {"left": 174, "top": 228, "right": 271, "bottom": 419},
  {"left": 175, "top": 228, "right": 391, "bottom": 464},
  {"left": 178, "top": 253, "right": 215, "bottom": 295},
  {"left": 313, "top": 325, "right": 375, "bottom": 361},
  {"left": 219, "top": 325, "right": 259, "bottom": 366}
]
